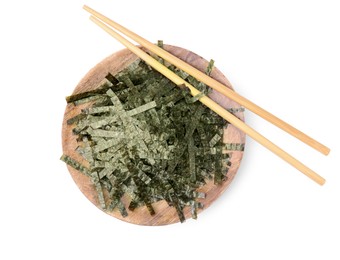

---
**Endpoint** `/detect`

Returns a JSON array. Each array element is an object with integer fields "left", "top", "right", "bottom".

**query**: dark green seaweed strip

[
  {"left": 214, "top": 149, "right": 223, "bottom": 185},
  {"left": 65, "top": 78, "right": 113, "bottom": 103},
  {"left": 67, "top": 113, "right": 86, "bottom": 125},
  {"left": 105, "top": 73, "right": 119, "bottom": 85},
  {"left": 91, "top": 171, "right": 106, "bottom": 209},
  {"left": 60, "top": 154, "right": 90, "bottom": 177},
  {"left": 156, "top": 40, "right": 164, "bottom": 65},
  {"left": 227, "top": 107, "right": 245, "bottom": 113},
  {"left": 73, "top": 95, "right": 106, "bottom": 106},
  {"left": 157, "top": 40, "right": 163, "bottom": 48},
  {"left": 224, "top": 143, "right": 245, "bottom": 151},
  {"left": 206, "top": 59, "right": 215, "bottom": 75},
  {"left": 188, "top": 135, "right": 196, "bottom": 182},
  {"left": 187, "top": 92, "right": 206, "bottom": 103},
  {"left": 190, "top": 201, "right": 198, "bottom": 220}
]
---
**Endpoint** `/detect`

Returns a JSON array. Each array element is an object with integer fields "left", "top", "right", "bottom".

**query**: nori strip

[
  {"left": 188, "top": 135, "right": 196, "bottom": 182},
  {"left": 73, "top": 95, "right": 106, "bottom": 106},
  {"left": 91, "top": 171, "right": 106, "bottom": 209},
  {"left": 206, "top": 59, "right": 215, "bottom": 75},
  {"left": 66, "top": 78, "right": 113, "bottom": 103},
  {"left": 157, "top": 40, "right": 163, "bottom": 48},
  {"left": 105, "top": 72, "right": 119, "bottom": 85},
  {"left": 157, "top": 40, "right": 164, "bottom": 65},
  {"left": 224, "top": 143, "right": 245, "bottom": 151},
  {"left": 209, "top": 134, "right": 221, "bottom": 147},
  {"left": 187, "top": 92, "right": 206, "bottom": 103},
  {"left": 67, "top": 113, "right": 86, "bottom": 125},
  {"left": 227, "top": 107, "right": 245, "bottom": 114},
  {"left": 126, "top": 101, "right": 157, "bottom": 116},
  {"left": 60, "top": 154, "right": 90, "bottom": 177},
  {"left": 61, "top": 57, "right": 239, "bottom": 222}
]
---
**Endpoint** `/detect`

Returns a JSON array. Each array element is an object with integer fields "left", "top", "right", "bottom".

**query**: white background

[{"left": 1, "top": 0, "right": 339, "bottom": 259}]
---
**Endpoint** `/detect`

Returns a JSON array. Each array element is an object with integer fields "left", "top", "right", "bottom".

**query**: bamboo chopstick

[
  {"left": 88, "top": 15, "right": 325, "bottom": 185},
  {"left": 83, "top": 5, "right": 330, "bottom": 156}
]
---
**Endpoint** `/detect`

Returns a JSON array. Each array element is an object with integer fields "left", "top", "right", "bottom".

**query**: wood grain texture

[{"left": 61, "top": 45, "right": 246, "bottom": 225}]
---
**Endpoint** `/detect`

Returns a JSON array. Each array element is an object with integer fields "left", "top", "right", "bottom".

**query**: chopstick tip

[
  {"left": 89, "top": 15, "right": 98, "bottom": 23},
  {"left": 324, "top": 148, "right": 331, "bottom": 156},
  {"left": 317, "top": 177, "right": 326, "bottom": 186},
  {"left": 83, "top": 4, "right": 90, "bottom": 11}
]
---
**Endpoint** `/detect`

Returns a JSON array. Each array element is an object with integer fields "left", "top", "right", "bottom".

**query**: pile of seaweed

[{"left": 61, "top": 58, "right": 234, "bottom": 222}]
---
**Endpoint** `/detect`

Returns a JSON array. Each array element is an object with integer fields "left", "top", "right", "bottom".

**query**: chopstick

[
  {"left": 87, "top": 15, "right": 325, "bottom": 185},
  {"left": 83, "top": 5, "right": 330, "bottom": 156}
]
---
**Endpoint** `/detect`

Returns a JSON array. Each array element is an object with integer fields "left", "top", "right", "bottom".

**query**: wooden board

[{"left": 62, "top": 45, "right": 246, "bottom": 225}]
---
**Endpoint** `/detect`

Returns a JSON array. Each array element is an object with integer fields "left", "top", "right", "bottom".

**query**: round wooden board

[{"left": 62, "top": 45, "right": 246, "bottom": 225}]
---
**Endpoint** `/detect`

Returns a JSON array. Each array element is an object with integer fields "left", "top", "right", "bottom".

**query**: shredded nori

[{"left": 62, "top": 56, "right": 243, "bottom": 223}]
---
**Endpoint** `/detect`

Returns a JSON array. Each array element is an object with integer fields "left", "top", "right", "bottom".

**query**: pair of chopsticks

[{"left": 83, "top": 5, "right": 330, "bottom": 185}]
